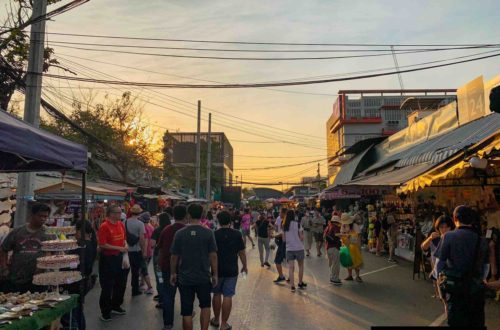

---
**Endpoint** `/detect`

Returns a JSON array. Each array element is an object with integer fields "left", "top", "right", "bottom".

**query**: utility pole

[
  {"left": 14, "top": 0, "right": 47, "bottom": 227},
  {"left": 206, "top": 113, "right": 212, "bottom": 201},
  {"left": 195, "top": 100, "right": 201, "bottom": 198}
]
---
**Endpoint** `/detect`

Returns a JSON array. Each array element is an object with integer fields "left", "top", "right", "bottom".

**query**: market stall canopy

[
  {"left": 35, "top": 180, "right": 126, "bottom": 201},
  {"left": 0, "top": 110, "right": 87, "bottom": 172}
]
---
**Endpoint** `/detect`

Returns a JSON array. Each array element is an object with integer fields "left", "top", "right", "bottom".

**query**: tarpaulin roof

[
  {"left": 345, "top": 163, "right": 434, "bottom": 187},
  {"left": 0, "top": 110, "right": 88, "bottom": 172}
]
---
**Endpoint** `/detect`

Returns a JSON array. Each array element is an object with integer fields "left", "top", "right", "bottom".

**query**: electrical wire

[
  {"left": 51, "top": 56, "right": 328, "bottom": 146},
  {"left": 28, "top": 52, "right": 500, "bottom": 88},
  {"left": 31, "top": 31, "right": 500, "bottom": 47},
  {"left": 47, "top": 43, "right": 500, "bottom": 61},
  {"left": 43, "top": 39, "right": 500, "bottom": 53},
  {"left": 235, "top": 158, "right": 328, "bottom": 171}
]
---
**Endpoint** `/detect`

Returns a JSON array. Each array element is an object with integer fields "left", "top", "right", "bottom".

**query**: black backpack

[{"left": 125, "top": 220, "right": 140, "bottom": 246}]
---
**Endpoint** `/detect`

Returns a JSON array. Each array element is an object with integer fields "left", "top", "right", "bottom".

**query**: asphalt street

[{"left": 84, "top": 242, "right": 500, "bottom": 330}]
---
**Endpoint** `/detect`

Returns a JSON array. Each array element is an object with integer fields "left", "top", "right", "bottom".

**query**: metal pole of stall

[{"left": 79, "top": 171, "right": 87, "bottom": 329}]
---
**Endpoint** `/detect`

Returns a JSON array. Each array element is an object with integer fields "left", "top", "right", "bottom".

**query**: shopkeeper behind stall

[{"left": 0, "top": 203, "right": 55, "bottom": 293}]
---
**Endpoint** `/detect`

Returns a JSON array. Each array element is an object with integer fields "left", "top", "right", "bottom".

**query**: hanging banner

[{"left": 457, "top": 75, "right": 486, "bottom": 125}]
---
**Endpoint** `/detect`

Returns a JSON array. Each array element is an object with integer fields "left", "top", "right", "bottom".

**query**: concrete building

[
  {"left": 163, "top": 132, "right": 233, "bottom": 194},
  {"left": 326, "top": 89, "right": 456, "bottom": 185}
]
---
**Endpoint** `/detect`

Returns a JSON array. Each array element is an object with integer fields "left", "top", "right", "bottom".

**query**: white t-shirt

[{"left": 284, "top": 220, "right": 304, "bottom": 252}]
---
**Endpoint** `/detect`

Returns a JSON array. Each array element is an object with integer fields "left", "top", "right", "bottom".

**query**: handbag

[{"left": 339, "top": 246, "right": 353, "bottom": 268}]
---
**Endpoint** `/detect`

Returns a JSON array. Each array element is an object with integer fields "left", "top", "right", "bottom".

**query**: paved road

[{"left": 84, "top": 243, "right": 500, "bottom": 330}]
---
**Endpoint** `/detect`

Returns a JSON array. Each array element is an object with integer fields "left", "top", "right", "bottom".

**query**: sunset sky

[{"left": 6, "top": 0, "right": 499, "bottom": 188}]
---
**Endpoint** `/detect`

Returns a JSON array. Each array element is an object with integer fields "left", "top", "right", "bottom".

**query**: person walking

[
  {"left": 300, "top": 210, "right": 314, "bottom": 257},
  {"left": 254, "top": 214, "right": 272, "bottom": 268},
  {"left": 340, "top": 214, "right": 363, "bottom": 282},
  {"left": 282, "top": 210, "right": 307, "bottom": 292},
  {"left": 210, "top": 211, "right": 247, "bottom": 330},
  {"left": 273, "top": 208, "right": 287, "bottom": 283},
  {"left": 311, "top": 209, "right": 325, "bottom": 257},
  {"left": 139, "top": 212, "right": 155, "bottom": 294},
  {"left": 151, "top": 212, "right": 172, "bottom": 307},
  {"left": 170, "top": 204, "right": 218, "bottom": 330},
  {"left": 97, "top": 205, "right": 129, "bottom": 322},
  {"left": 385, "top": 210, "right": 399, "bottom": 263},
  {"left": 324, "top": 215, "right": 342, "bottom": 285},
  {"left": 158, "top": 205, "right": 188, "bottom": 330},
  {"left": 125, "top": 204, "right": 147, "bottom": 296},
  {"left": 436, "top": 206, "right": 489, "bottom": 327},
  {"left": 241, "top": 208, "right": 255, "bottom": 248}
]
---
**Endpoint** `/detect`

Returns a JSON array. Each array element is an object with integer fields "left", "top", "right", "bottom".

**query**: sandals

[
  {"left": 344, "top": 276, "right": 354, "bottom": 281},
  {"left": 210, "top": 318, "right": 220, "bottom": 327},
  {"left": 221, "top": 324, "right": 232, "bottom": 330},
  {"left": 355, "top": 276, "right": 363, "bottom": 283}
]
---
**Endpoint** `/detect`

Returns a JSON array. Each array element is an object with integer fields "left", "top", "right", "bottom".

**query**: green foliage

[{"left": 42, "top": 91, "right": 161, "bottom": 183}]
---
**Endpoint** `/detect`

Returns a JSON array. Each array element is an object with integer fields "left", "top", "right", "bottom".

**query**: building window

[
  {"left": 364, "top": 108, "right": 381, "bottom": 118},
  {"left": 384, "top": 110, "right": 401, "bottom": 121},
  {"left": 363, "top": 98, "right": 382, "bottom": 107},
  {"left": 346, "top": 108, "right": 361, "bottom": 119}
]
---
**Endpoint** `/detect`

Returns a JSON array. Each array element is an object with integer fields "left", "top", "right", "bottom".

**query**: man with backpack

[
  {"left": 436, "top": 205, "right": 489, "bottom": 327},
  {"left": 126, "top": 204, "right": 147, "bottom": 296}
]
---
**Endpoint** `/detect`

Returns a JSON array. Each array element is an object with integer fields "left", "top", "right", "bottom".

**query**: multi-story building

[
  {"left": 326, "top": 89, "right": 456, "bottom": 185},
  {"left": 163, "top": 132, "right": 234, "bottom": 194}
]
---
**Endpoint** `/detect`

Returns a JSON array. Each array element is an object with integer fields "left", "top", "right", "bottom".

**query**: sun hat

[
  {"left": 340, "top": 213, "right": 353, "bottom": 225},
  {"left": 130, "top": 204, "right": 143, "bottom": 215}
]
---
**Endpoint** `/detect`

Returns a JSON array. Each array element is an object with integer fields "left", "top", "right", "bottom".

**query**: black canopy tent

[{"left": 0, "top": 110, "right": 88, "bottom": 326}]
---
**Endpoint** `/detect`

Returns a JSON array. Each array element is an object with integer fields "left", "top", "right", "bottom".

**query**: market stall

[{"left": 0, "top": 110, "right": 88, "bottom": 329}]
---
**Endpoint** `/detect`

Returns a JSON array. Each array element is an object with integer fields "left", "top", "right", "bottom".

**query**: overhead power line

[
  {"left": 24, "top": 52, "right": 500, "bottom": 88},
  {"left": 51, "top": 56, "right": 327, "bottom": 145},
  {"left": 235, "top": 158, "right": 327, "bottom": 171},
  {"left": 42, "top": 39, "right": 500, "bottom": 53},
  {"left": 30, "top": 31, "right": 500, "bottom": 47},
  {"left": 47, "top": 43, "right": 500, "bottom": 61}
]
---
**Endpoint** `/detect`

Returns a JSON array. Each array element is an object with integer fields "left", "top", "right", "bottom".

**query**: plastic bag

[
  {"left": 122, "top": 253, "right": 130, "bottom": 269},
  {"left": 339, "top": 246, "right": 353, "bottom": 268}
]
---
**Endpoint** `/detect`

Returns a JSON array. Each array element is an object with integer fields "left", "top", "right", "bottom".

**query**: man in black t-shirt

[
  {"left": 211, "top": 211, "right": 247, "bottom": 330},
  {"left": 170, "top": 204, "right": 218, "bottom": 330}
]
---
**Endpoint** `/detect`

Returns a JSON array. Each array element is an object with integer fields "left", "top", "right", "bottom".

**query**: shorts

[
  {"left": 178, "top": 282, "right": 212, "bottom": 316},
  {"left": 274, "top": 241, "right": 286, "bottom": 264},
  {"left": 212, "top": 276, "right": 237, "bottom": 297},
  {"left": 242, "top": 228, "right": 251, "bottom": 236},
  {"left": 286, "top": 250, "right": 305, "bottom": 262},
  {"left": 140, "top": 257, "right": 151, "bottom": 276},
  {"left": 313, "top": 232, "right": 324, "bottom": 242}
]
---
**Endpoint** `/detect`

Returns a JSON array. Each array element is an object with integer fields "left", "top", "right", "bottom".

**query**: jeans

[
  {"left": 327, "top": 248, "right": 340, "bottom": 281},
  {"left": 128, "top": 251, "right": 143, "bottom": 294},
  {"left": 160, "top": 271, "right": 177, "bottom": 326},
  {"left": 257, "top": 237, "right": 270, "bottom": 264},
  {"left": 98, "top": 253, "right": 129, "bottom": 317}
]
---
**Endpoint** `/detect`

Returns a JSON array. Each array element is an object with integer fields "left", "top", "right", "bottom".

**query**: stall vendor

[{"left": 0, "top": 203, "right": 55, "bottom": 293}]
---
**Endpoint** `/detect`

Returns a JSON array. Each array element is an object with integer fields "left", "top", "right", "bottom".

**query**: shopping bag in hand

[
  {"left": 122, "top": 253, "right": 130, "bottom": 269},
  {"left": 340, "top": 246, "right": 353, "bottom": 268}
]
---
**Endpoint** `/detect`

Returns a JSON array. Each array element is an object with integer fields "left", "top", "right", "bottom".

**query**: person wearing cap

[
  {"left": 139, "top": 212, "right": 155, "bottom": 295},
  {"left": 340, "top": 214, "right": 363, "bottom": 282},
  {"left": 324, "top": 215, "right": 342, "bottom": 285},
  {"left": 126, "top": 204, "right": 147, "bottom": 296}
]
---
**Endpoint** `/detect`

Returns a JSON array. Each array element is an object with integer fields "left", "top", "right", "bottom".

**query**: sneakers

[
  {"left": 111, "top": 307, "right": 126, "bottom": 315},
  {"left": 298, "top": 282, "right": 307, "bottom": 289},
  {"left": 163, "top": 325, "right": 173, "bottom": 330},
  {"left": 344, "top": 276, "right": 354, "bottom": 281},
  {"left": 100, "top": 314, "right": 112, "bottom": 322},
  {"left": 291, "top": 286, "right": 296, "bottom": 292},
  {"left": 330, "top": 279, "right": 342, "bottom": 286},
  {"left": 144, "top": 287, "right": 154, "bottom": 295},
  {"left": 273, "top": 276, "right": 286, "bottom": 283},
  {"left": 388, "top": 258, "right": 398, "bottom": 264},
  {"left": 263, "top": 262, "right": 271, "bottom": 268},
  {"left": 153, "top": 294, "right": 160, "bottom": 301}
]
